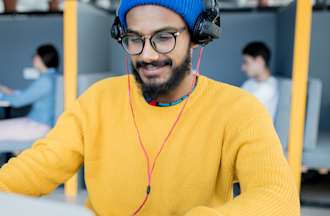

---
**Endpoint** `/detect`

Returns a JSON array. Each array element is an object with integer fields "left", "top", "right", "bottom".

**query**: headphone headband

[
  {"left": 204, "top": 0, "right": 215, "bottom": 10},
  {"left": 111, "top": 0, "right": 221, "bottom": 45}
]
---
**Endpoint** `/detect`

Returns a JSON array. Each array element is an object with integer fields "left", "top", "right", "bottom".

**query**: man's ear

[{"left": 256, "top": 56, "right": 266, "bottom": 66}]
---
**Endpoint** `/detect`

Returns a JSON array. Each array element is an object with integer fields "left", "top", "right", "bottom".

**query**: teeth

[{"left": 146, "top": 65, "right": 160, "bottom": 70}]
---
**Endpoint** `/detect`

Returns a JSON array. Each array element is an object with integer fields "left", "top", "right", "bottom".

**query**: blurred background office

[{"left": 0, "top": 0, "right": 63, "bottom": 12}]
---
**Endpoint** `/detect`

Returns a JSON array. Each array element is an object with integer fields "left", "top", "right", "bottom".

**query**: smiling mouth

[{"left": 140, "top": 65, "right": 169, "bottom": 78}]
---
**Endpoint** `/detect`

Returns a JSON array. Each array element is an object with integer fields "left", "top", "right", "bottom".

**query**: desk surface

[
  {"left": 0, "top": 193, "right": 94, "bottom": 216},
  {"left": 0, "top": 100, "right": 10, "bottom": 107}
]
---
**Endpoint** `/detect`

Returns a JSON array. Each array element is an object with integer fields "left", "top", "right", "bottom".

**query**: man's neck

[
  {"left": 255, "top": 69, "right": 271, "bottom": 82},
  {"left": 156, "top": 72, "right": 196, "bottom": 103}
]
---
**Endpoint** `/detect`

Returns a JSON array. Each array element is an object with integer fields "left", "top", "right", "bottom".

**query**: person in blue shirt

[{"left": 0, "top": 44, "right": 59, "bottom": 141}]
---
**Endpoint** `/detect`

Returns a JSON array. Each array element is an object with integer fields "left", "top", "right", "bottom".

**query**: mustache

[{"left": 136, "top": 59, "right": 172, "bottom": 69}]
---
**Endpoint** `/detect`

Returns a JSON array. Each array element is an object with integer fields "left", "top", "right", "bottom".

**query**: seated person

[
  {"left": 0, "top": 44, "right": 59, "bottom": 141},
  {"left": 241, "top": 41, "right": 279, "bottom": 120}
]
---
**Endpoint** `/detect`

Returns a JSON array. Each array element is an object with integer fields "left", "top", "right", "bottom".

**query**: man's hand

[{"left": 0, "top": 85, "right": 13, "bottom": 95}]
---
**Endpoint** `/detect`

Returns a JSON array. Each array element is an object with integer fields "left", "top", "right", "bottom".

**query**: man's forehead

[
  {"left": 244, "top": 55, "right": 254, "bottom": 60},
  {"left": 126, "top": 5, "right": 186, "bottom": 35}
]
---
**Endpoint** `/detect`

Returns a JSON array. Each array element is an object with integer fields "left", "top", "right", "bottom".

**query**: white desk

[
  {"left": 0, "top": 100, "right": 10, "bottom": 107},
  {"left": 0, "top": 193, "right": 94, "bottom": 216}
]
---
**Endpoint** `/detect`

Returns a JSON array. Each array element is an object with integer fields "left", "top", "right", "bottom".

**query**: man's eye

[
  {"left": 129, "top": 37, "right": 142, "bottom": 43},
  {"left": 155, "top": 33, "right": 172, "bottom": 41}
]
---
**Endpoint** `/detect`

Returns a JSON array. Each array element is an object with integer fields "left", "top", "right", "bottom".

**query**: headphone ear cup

[
  {"left": 111, "top": 17, "right": 124, "bottom": 42},
  {"left": 192, "top": 14, "right": 204, "bottom": 45},
  {"left": 192, "top": 0, "right": 221, "bottom": 46},
  {"left": 192, "top": 12, "right": 220, "bottom": 45}
]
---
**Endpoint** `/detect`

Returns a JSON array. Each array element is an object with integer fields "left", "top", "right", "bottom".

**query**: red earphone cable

[{"left": 126, "top": 47, "right": 204, "bottom": 215}]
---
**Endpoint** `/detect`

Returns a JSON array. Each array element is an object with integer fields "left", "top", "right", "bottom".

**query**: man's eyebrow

[
  {"left": 126, "top": 26, "right": 181, "bottom": 35},
  {"left": 126, "top": 28, "right": 143, "bottom": 35}
]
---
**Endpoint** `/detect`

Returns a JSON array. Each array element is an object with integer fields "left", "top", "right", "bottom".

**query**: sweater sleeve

[
  {"left": 185, "top": 108, "right": 300, "bottom": 215},
  {"left": 0, "top": 100, "right": 85, "bottom": 196}
]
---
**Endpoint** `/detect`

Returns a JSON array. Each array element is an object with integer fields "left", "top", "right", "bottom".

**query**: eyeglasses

[{"left": 120, "top": 27, "right": 186, "bottom": 55}]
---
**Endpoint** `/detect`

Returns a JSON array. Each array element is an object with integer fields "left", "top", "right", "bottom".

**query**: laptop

[{"left": 0, "top": 193, "right": 94, "bottom": 216}]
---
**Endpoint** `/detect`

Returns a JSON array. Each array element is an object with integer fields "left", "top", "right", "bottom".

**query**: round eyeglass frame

[{"left": 119, "top": 27, "right": 186, "bottom": 56}]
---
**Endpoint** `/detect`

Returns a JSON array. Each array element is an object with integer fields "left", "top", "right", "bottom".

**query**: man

[
  {"left": 241, "top": 41, "right": 279, "bottom": 120},
  {"left": 0, "top": 1, "right": 299, "bottom": 216}
]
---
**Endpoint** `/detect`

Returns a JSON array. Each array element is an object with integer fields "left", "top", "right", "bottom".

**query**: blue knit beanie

[{"left": 118, "top": 0, "right": 204, "bottom": 32}]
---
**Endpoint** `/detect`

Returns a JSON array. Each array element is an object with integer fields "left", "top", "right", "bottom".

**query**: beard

[{"left": 131, "top": 51, "right": 192, "bottom": 101}]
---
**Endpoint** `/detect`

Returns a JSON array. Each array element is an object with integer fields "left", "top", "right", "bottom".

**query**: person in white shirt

[{"left": 241, "top": 41, "right": 279, "bottom": 120}]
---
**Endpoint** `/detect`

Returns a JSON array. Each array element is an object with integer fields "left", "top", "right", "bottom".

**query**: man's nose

[{"left": 139, "top": 40, "right": 159, "bottom": 63}]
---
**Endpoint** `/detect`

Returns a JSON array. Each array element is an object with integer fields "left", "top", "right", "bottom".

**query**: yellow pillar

[
  {"left": 64, "top": 0, "right": 78, "bottom": 197},
  {"left": 288, "top": 0, "right": 312, "bottom": 190}
]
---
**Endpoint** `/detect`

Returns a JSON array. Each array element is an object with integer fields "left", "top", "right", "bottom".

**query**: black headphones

[
  {"left": 111, "top": 0, "right": 221, "bottom": 46},
  {"left": 193, "top": 0, "right": 221, "bottom": 45}
]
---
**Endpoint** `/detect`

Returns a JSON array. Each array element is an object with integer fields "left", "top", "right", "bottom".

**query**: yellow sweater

[{"left": 0, "top": 75, "right": 299, "bottom": 216}]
